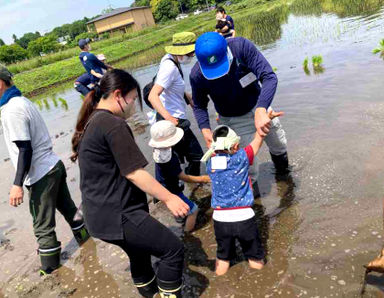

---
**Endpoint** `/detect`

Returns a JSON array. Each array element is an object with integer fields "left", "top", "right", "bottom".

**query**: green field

[{"left": 11, "top": 0, "right": 282, "bottom": 97}]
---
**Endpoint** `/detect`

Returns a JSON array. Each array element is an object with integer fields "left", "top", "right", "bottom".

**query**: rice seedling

[
  {"left": 312, "top": 55, "right": 324, "bottom": 74},
  {"left": 303, "top": 57, "right": 310, "bottom": 75},
  {"left": 372, "top": 39, "right": 384, "bottom": 59},
  {"left": 311, "top": 55, "right": 323, "bottom": 68},
  {"left": 58, "top": 98, "right": 68, "bottom": 111}
]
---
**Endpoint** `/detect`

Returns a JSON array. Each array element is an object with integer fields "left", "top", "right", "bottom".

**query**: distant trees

[
  {"left": 131, "top": 0, "right": 151, "bottom": 6},
  {"left": 27, "top": 35, "right": 62, "bottom": 57},
  {"left": 150, "top": 0, "right": 179, "bottom": 22},
  {"left": 0, "top": 44, "right": 28, "bottom": 64},
  {"left": 0, "top": 39, "right": 5, "bottom": 46},
  {"left": 15, "top": 32, "right": 42, "bottom": 49}
]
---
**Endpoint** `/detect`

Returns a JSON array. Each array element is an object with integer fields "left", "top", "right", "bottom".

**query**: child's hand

[
  {"left": 200, "top": 175, "right": 211, "bottom": 183},
  {"left": 268, "top": 110, "right": 284, "bottom": 120}
]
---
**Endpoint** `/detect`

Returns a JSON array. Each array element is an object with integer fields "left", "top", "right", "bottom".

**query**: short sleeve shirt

[
  {"left": 0, "top": 96, "right": 59, "bottom": 186},
  {"left": 155, "top": 151, "right": 183, "bottom": 194},
  {"left": 78, "top": 110, "right": 148, "bottom": 240},
  {"left": 155, "top": 54, "right": 187, "bottom": 119}
]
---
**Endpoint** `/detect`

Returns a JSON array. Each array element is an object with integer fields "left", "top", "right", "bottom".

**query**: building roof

[{"left": 87, "top": 6, "right": 150, "bottom": 24}]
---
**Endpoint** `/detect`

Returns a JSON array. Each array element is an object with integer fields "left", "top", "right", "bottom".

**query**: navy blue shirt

[
  {"left": 155, "top": 151, "right": 183, "bottom": 194},
  {"left": 226, "top": 15, "right": 234, "bottom": 29},
  {"left": 190, "top": 37, "right": 278, "bottom": 130},
  {"left": 75, "top": 73, "right": 92, "bottom": 86},
  {"left": 79, "top": 52, "right": 107, "bottom": 83}
]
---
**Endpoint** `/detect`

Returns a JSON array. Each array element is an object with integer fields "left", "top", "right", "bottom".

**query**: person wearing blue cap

[
  {"left": 78, "top": 38, "right": 113, "bottom": 83},
  {"left": 190, "top": 32, "right": 289, "bottom": 191}
]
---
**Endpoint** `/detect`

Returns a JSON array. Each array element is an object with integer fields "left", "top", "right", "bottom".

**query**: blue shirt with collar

[
  {"left": 79, "top": 52, "right": 107, "bottom": 83},
  {"left": 190, "top": 37, "right": 278, "bottom": 130}
]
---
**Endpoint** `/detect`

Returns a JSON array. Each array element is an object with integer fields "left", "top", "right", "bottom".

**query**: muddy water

[{"left": 1, "top": 0, "right": 384, "bottom": 296}]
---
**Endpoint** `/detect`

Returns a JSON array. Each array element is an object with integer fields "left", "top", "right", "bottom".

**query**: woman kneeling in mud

[{"left": 71, "top": 69, "right": 189, "bottom": 298}]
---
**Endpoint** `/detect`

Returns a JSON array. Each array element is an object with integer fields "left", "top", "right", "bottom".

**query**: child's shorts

[
  {"left": 213, "top": 216, "right": 265, "bottom": 261},
  {"left": 177, "top": 192, "right": 198, "bottom": 216}
]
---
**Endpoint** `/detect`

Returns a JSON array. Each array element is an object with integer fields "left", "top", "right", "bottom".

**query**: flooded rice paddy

[{"left": 1, "top": 0, "right": 384, "bottom": 296}]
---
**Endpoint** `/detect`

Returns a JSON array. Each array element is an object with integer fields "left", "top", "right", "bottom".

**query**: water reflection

[{"left": 237, "top": 5, "right": 290, "bottom": 47}]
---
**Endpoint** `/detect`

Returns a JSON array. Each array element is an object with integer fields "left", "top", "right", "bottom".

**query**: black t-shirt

[
  {"left": 78, "top": 109, "right": 148, "bottom": 240},
  {"left": 155, "top": 151, "right": 183, "bottom": 194}
]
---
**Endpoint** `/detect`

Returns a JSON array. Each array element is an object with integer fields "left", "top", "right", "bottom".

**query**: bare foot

[
  {"left": 215, "top": 259, "right": 230, "bottom": 276},
  {"left": 249, "top": 259, "right": 264, "bottom": 270}
]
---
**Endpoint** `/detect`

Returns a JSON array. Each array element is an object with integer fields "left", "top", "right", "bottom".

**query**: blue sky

[{"left": 0, "top": 0, "right": 135, "bottom": 44}]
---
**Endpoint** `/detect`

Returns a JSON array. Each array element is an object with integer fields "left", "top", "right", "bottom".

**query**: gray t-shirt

[{"left": 0, "top": 96, "right": 59, "bottom": 186}]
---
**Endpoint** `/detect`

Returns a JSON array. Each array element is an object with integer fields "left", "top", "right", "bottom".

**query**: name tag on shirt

[
  {"left": 211, "top": 156, "right": 227, "bottom": 170},
  {"left": 239, "top": 72, "right": 257, "bottom": 88}
]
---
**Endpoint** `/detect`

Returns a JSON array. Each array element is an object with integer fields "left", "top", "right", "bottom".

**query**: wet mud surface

[{"left": 1, "top": 0, "right": 384, "bottom": 296}]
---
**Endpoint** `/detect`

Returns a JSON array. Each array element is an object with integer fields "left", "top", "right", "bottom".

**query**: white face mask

[
  {"left": 153, "top": 148, "right": 172, "bottom": 163},
  {"left": 178, "top": 56, "right": 193, "bottom": 65}
]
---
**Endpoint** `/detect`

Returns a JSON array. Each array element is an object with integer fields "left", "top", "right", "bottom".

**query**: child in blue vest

[
  {"left": 201, "top": 110, "right": 282, "bottom": 275},
  {"left": 149, "top": 120, "right": 210, "bottom": 232}
]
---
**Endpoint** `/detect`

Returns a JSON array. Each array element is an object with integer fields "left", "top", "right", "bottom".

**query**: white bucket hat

[{"left": 149, "top": 120, "right": 184, "bottom": 148}]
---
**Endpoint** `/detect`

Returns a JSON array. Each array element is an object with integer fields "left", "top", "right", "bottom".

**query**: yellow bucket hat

[{"left": 165, "top": 32, "right": 196, "bottom": 56}]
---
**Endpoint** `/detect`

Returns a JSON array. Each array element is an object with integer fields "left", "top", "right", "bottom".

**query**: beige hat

[
  {"left": 149, "top": 120, "right": 184, "bottom": 148},
  {"left": 165, "top": 32, "right": 196, "bottom": 56}
]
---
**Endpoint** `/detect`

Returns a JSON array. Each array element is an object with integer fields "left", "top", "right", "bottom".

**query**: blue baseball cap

[
  {"left": 195, "top": 32, "right": 229, "bottom": 80},
  {"left": 78, "top": 38, "right": 90, "bottom": 49}
]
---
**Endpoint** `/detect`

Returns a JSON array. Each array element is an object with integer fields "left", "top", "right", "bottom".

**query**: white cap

[{"left": 148, "top": 120, "right": 184, "bottom": 148}]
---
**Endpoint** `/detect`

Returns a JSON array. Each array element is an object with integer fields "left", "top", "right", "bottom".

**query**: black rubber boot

[
  {"left": 136, "top": 276, "right": 159, "bottom": 298},
  {"left": 39, "top": 246, "right": 61, "bottom": 276},
  {"left": 270, "top": 152, "right": 290, "bottom": 175},
  {"left": 158, "top": 279, "right": 182, "bottom": 298},
  {"left": 72, "top": 224, "right": 90, "bottom": 246}
]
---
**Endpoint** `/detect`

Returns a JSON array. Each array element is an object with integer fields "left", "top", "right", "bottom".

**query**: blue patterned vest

[{"left": 207, "top": 149, "right": 254, "bottom": 209}]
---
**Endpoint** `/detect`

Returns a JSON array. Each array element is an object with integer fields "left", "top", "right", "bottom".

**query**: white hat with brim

[
  {"left": 165, "top": 32, "right": 196, "bottom": 56},
  {"left": 148, "top": 120, "right": 184, "bottom": 148}
]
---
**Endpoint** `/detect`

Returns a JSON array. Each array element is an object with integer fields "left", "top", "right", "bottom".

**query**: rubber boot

[
  {"left": 158, "top": 279, "right": 182, "bottom": 298},
  {"left": 72, "top": 223, "right": 90, "bottom": 246},
  {"left": 39, "top": 245, "right": 61, "bottom": 276},
  {"left": 136, "top": 276, "right": 159, "bottom": 298},
  {"left": 270, "top": 152, "right": 290, "bottom": 175}
]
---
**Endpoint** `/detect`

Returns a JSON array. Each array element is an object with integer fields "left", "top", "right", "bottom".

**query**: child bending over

[
  {"left": 201, "top": 110, "right": 282, "bottom": 275},
  {"left": 149, "top": 120, "right": 210, "bottom": 232}
]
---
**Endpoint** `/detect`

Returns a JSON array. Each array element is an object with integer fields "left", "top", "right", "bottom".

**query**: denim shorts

[{"left": 176, "top": 192, "right": 198, "bottom": 216}]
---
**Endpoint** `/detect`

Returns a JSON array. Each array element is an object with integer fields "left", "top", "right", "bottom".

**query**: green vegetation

[
  {"left": 311, "top": 55, "right": 323, "bottom": 68},
  {"left": 302, "top": 55, "right": 324, "bottom": 75},
  {"left": 372, "top": 39, "right": 384, "bottom": 58}
]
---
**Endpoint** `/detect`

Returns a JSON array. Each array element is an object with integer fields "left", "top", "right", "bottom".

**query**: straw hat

[{"left": 165, "top": 32, "right": 196, "bottom": 56}]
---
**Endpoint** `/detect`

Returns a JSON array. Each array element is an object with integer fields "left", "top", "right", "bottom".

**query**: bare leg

[
  {"left": 215, "top": 259, "right": 230, "bottom": 276},
  {"left": 184, "top": 209, "right": 198, "bottom": 233},
  {"left": 248, "top": 258, "right": 264, "bottom": 270}
]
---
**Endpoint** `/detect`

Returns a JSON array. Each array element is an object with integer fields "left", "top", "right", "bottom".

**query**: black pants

[
  {"left": 103, "top": 211, "right": 184, "bottom": 290},
  {"left": 156, "top": 114, "right": 203, "bottom": 176},
  {"left": 213, "top": 216, "right": 265, "bottom": 261}
]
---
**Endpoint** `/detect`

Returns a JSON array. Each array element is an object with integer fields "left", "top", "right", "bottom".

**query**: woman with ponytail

[{"left": 71, "top": 69, "right": 189, "bottom": 298}]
